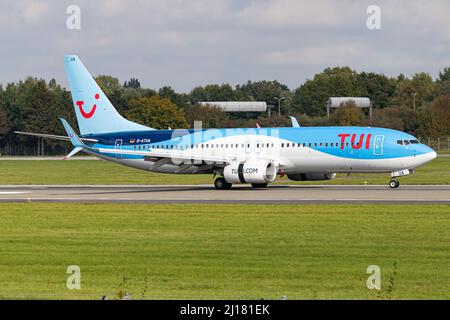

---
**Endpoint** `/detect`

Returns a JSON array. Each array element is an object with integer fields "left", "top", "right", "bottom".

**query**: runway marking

[{"left": 0, "top": 191, "right": 28, "bottom": 194}]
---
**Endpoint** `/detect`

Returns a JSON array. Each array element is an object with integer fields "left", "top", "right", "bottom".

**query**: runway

[{"left": 0, "top": 184, "right": 449, "bottom": 204}]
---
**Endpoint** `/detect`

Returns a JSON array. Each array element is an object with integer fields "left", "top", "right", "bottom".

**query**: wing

[
  {"left": 14, "top": 131, "right": 98, "bottom": 143},
  {"left": 96, "top": 147, "right": 236, "bottom": 165},
  {"left": 95, "top": 147, "right": 286, "bottom": 169}
]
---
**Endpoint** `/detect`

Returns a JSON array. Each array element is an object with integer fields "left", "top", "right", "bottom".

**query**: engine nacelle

[
  {"left": 223, "top": 159, "right": 278, "bottom": 184},
  {"left": 287, "top": 172, "right": 336, "bottom": 181}
]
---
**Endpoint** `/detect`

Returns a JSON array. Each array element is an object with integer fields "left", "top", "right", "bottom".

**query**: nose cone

[
  {"left": 417, "top": 148, "right": 437, "bottom": 167},
  {"left": 410, "top": 146, "right": 436, "bottom": 168},
  {"left": 428, "top": 150, "right": 437, "bottom": 161},
  {"left": 424, "top": 145, "right": 437, "bottom": 159},
  {"left": 425, "top": 150, "right": 437, "bottom": 161},
  {"left": 422, "top": 145, "right": 437, "bottom": 162}
]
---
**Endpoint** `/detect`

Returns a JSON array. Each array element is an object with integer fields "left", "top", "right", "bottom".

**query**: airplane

[{"left": 16, "top": 55, "right": 437, "bottom": 189}]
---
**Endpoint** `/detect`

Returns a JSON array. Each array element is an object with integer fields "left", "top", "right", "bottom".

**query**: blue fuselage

[{"left": 81, "top": 126, "right": 436, "bottom": 175}]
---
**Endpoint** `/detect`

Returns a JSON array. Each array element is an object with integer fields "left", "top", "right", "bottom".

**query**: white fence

[{"left": 419, "top": 136, "right": 450, "bottom": 152}]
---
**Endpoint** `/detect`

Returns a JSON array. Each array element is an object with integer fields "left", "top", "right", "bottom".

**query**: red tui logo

[
  {"left": 338, "top": 133, "right": 372, "bottom": 149},
  {"left": 76, "top": 93, "right": 100, "bottom": 119}
]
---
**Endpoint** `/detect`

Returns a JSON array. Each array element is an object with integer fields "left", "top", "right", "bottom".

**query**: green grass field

[
  {"left": 0, "top": 203, "right": 448, "bottom": 299},
  {"left": 0, "top": 157, "right": 449, "bottom": 185}
]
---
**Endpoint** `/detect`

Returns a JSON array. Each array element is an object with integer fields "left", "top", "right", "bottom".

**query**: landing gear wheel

[
  {"left": 214, "top": 177, "right": 232, "bottom": 190},
  {"left": 251, "top": 183, "right": 268, "bottom": 188},
  {"left": 389, "top": 179, "right": 400, "bottom": 189}
]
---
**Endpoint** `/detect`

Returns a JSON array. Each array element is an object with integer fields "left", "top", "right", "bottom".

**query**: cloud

[
  {"left": 238, "top": 0, "right": 352, "bottom": 29},
  {"left": 21, "top": 0, "right": 49, "bottom": 23},
  {"left": 0, "top": 0, "right": 448, "bottom": 91},
  {"left": 261, "top": 43, "right": 365, "bottom": 66},
  {"left": 99, "top": 0, "right": 126, "bottom": 17},
  {"left": 382, "top": 0, "right": 450, "bottom": 41}
]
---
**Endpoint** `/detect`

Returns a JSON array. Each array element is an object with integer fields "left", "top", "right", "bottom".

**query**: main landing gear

[
  {"left": 213, "top": 177, "right": 268, "bottom": 190},
  {"left": 389, "top": 178, "right": 400, "bottom": 189},
  {"left": 214, "top": 177, "right": 232, "bottom": 190},
  {"left": 251, "top": 183, "right": 268, "bottom": 188}
]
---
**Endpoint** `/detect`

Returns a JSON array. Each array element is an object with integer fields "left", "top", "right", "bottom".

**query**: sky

[{"left": 0, "top": 0, "right": 449, "bottom": 92}]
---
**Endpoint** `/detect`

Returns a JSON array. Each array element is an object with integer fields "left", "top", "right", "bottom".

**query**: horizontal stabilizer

[
  {"left": 14, "top": 131, "right": 97, "bottom": 143},
  {"left": 64, "top": 147, "right": 83, "bottom": 160}
]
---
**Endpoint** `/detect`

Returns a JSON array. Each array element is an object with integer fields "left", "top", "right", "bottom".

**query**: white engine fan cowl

[{"left": 223, "top": 159, "right": 278, "bottom": 184}]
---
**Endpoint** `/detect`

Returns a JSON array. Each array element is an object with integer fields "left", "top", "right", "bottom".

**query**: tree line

[{"left": 0, "top": 67, "right": 449, "bottom": 155}]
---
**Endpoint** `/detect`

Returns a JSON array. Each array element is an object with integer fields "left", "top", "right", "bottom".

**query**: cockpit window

[
  {"left": 409, "top": 140, "right": 419, "bottom": 144},
  {"left": 397, "top": 140, "right": 404, "bottom": 145},
  {"left": 403, "top": 140, "right": 410, "bottom": 145}
]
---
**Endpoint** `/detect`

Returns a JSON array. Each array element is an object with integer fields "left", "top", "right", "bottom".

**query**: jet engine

[
  {"left": 287, "top": 172, "right": 336, "bottom": 181},
  {"left": 223, "top": 159, "right": 278, "bottom": 184}
]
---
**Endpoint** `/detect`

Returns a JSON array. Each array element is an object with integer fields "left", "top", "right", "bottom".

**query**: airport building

[{"left": 198, "top": 101, "right": 267, "bottom": 112}]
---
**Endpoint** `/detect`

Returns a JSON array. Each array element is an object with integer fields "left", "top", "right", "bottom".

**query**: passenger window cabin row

[{"left": 132, "top": 141, "right": 366, "bottom": 150}]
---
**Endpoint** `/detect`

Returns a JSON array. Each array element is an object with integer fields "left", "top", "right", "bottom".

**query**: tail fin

[
  {"left": 289, "top": 116, "right": 300, "bottom": 127},
  {"left": 64, "top": 55, "right": 153, "bottom": 135}
]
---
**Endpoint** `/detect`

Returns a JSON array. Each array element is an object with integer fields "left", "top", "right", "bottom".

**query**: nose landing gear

[
  {"left": 389, "top": 179, "right": 400, "bottom": 189},
  {"left": 389, "top": 169, "right": 411, "bottom": 189}
]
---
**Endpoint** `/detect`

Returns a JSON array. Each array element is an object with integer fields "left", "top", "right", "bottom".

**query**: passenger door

[
  {"left": 115, "top": 139, "right": 123, "bottom": 159},
  {"left": 373, "top": 135, "right": 384, "bottom": 156}
]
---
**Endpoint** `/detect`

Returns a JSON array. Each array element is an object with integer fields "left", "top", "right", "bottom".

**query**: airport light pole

[
  {"left": 411, "top": 92, "right": 417, "bottom": 112},
  {"left": 274, "top": 96, "right": 285, "bottom": 116},
  {"left": 267, "top": 104, "right": 274, "bottom": 117}
]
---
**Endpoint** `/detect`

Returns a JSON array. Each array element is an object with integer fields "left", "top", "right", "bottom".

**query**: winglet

[
  {"left": 289, "top": 116, "right": 300, "bottom": 128},
  {"left": 59, "top": 118, "right": 85, "bottom": 148},
  {"left": 59, "top": 118, "right": 86, "bottom": 159}
]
